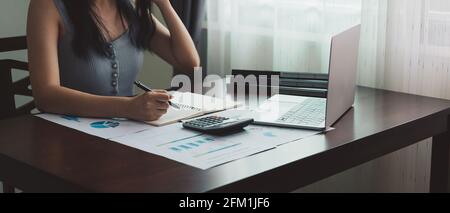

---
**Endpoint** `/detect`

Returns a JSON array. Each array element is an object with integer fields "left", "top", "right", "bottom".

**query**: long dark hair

[{"left": 62, "top": 0, "right": 155, "bottom": 58}]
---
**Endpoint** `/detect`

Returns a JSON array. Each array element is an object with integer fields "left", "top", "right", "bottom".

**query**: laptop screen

[{"left": 325, "top": 25, "right": 361, "bottom": 128}]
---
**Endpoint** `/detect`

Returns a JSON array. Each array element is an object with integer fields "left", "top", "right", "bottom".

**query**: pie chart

[{"left": 90, "top": 121, "right": 120, "bottom": 129}]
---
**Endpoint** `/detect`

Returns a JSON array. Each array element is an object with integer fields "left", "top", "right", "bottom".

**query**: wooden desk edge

[{"left": 209, "top": 110, "right": 450, "bottom": 193}]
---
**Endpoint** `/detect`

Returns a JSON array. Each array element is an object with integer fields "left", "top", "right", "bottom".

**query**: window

[{"left": 207, "top": 0, "right": 362, "bottom": 76}]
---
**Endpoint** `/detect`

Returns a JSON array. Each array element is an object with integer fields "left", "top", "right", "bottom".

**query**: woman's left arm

[{"left": 150, "top": 0, "right": 200, "bottom": 71}]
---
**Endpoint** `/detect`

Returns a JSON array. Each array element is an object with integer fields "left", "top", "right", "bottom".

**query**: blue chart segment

[
  {"left": 90, "top": 121, "right": 120, "bottom": 129},
  {"left": 170, "top": 137, "right": 215, "bottom": 152},
  {"left": 247, "top": 127, "right": 278, "bottom": 138},
  {"left": 61, "top": 115, "right": 80, "bottom": 122},
  {"left": 263, "top": 131, "right": 276, "bottom": 137},
  {"left": 167, "top": 136, "right": 242, "bottom": 159}
]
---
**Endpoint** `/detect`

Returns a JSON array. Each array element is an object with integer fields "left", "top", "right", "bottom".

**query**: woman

[{"left": 27, "top": 0, "right": 200, "bottom": 121}]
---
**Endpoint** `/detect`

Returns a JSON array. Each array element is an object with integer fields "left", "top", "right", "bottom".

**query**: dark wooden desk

[{"left": 0, "top": 87, "right": 450, "bottom": 193}]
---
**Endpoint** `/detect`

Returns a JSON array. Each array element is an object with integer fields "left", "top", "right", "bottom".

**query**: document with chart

[
  {"left": 112, "top": 124, "right": 274, "bottom": 169},
  {"left": 36, "top": 112, "right": 321, "bottom": 170},
  {"left": 112, "top": 122, "right": 320, "bottom": 170},
  {"left": 35, "top": 113, "right": 151, "bottom": 139}
]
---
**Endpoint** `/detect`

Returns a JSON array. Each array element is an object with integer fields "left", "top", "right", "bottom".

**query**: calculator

[{"left": 182, "top": 116, "right": 254, "bottom": 134}]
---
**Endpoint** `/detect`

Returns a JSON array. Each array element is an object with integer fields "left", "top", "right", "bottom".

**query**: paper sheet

[
  {"left": 36, "top": 111, "right": 322, "bottom": 170},
  {"left": 195, "top": 109, "right": 322, "bottom": 146},
  {"left": 36, "top": 113, "right": 151, "bottom": 139},
  {"left": 112, "top": 123, "right": 277, "bottom": 170},
  {"left": 112, "top": 110, "right": 321, "bottom": 170}
]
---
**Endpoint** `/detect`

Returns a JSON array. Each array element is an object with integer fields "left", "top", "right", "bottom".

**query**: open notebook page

[{"left": 146, "top": 92, "right": 240, "bottom": 126}]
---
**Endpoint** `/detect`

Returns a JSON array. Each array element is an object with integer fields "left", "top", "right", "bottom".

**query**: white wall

[
  {"left": 0, "top": 0, "right": 29, "bottom": 38},
  {"left": 0, "top": 0, "right": 32, "bottom": 107},
  {"left": 138, "top": 7, "right": 173, "bottom": 90}
]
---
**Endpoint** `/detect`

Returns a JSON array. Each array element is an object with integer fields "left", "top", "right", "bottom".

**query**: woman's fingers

[
  {"left": 155, "top": 109, "right": 168, "bottom": 118},
  {"left": 158, "top": 109, "right": 168, "bottom": 114},
  {"left": 152, "top": 89, "right": 168, "bottom": 93},
  {"left": 155, "top": 101, "right": 170, "bottom": 110},
  {"left": 148, "top": 92, "right": 171, "bottom": 102},
  {"left": 136, "top": 90, "right": 172, "bottom": 120},
  {"left": 152, "top": 90, "right": 174, "bottom": 100}
]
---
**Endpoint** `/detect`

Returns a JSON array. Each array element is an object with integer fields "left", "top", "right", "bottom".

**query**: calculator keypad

[{"left": 185, "top": 116, "right": 230, "bottom": 128}]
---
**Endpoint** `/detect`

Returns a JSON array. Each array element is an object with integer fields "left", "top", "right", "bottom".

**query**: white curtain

[
  {"left": 360, "top": 0, "right": 450, "bottom": 99},
  {"left": 207, "top": 0, "right": 450, "bottom": 192},
  {"left": 207, "top": 0, "right": 450, "bottom": 99},
  {"left": 207, "top": 0, "right": 362, "bottom": 76},
  {"left": 358, "top": 0, "right": 450, "bottom": 192}
]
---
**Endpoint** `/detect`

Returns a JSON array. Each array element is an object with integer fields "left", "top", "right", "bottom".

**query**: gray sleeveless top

[{"left": 53, "top": 0, "right": 143, "bottom": 97}]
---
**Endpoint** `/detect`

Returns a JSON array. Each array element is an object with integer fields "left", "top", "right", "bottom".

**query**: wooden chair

[{"left": 0, "top": 36, "right": 34, "bottom": 193}]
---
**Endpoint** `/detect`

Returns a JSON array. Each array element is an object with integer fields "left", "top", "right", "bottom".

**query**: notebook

[{"left": 146, "top": 92, "right": 242, "bottom": 126}]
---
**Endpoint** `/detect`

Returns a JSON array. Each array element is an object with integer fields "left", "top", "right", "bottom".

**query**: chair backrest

[{"left": 0, "top": 36, "right": 35, "bottom": 120}]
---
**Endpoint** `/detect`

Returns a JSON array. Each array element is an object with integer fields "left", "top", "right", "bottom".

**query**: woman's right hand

[{"left": 127, "top": 90, "right": 172, "bottom": 121}]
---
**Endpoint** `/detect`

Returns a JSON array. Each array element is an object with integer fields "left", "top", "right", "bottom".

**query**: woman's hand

[
  {"left": 151, "top": 0, "right": 170, "bottom": 7},
  {"left": 149, "top": 0, "right": 201, "bottom": 70},
  {"left": 127, "top": 90, "right": 172, "bottom": 121}
]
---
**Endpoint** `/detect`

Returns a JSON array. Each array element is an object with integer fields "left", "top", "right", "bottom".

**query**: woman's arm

[
  {"left": 149, "top": 0, "right": 201, "bottom": 71},
  {"left": 27, "top": 0, "right": 170, "bottom": 121}
]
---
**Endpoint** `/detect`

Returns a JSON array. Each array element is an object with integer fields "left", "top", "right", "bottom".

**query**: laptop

[{"left": 250, "top": 24, "right": 361, "bottom": 131}]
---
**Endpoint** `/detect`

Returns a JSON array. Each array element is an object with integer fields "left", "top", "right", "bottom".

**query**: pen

[{"left": 134, "top": 81, "right": 180, "bottom": 109}]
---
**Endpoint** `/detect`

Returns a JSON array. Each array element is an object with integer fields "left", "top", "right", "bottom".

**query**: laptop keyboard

[{"left": 276, "top": 98, "right": 326, "bottom": 126}]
